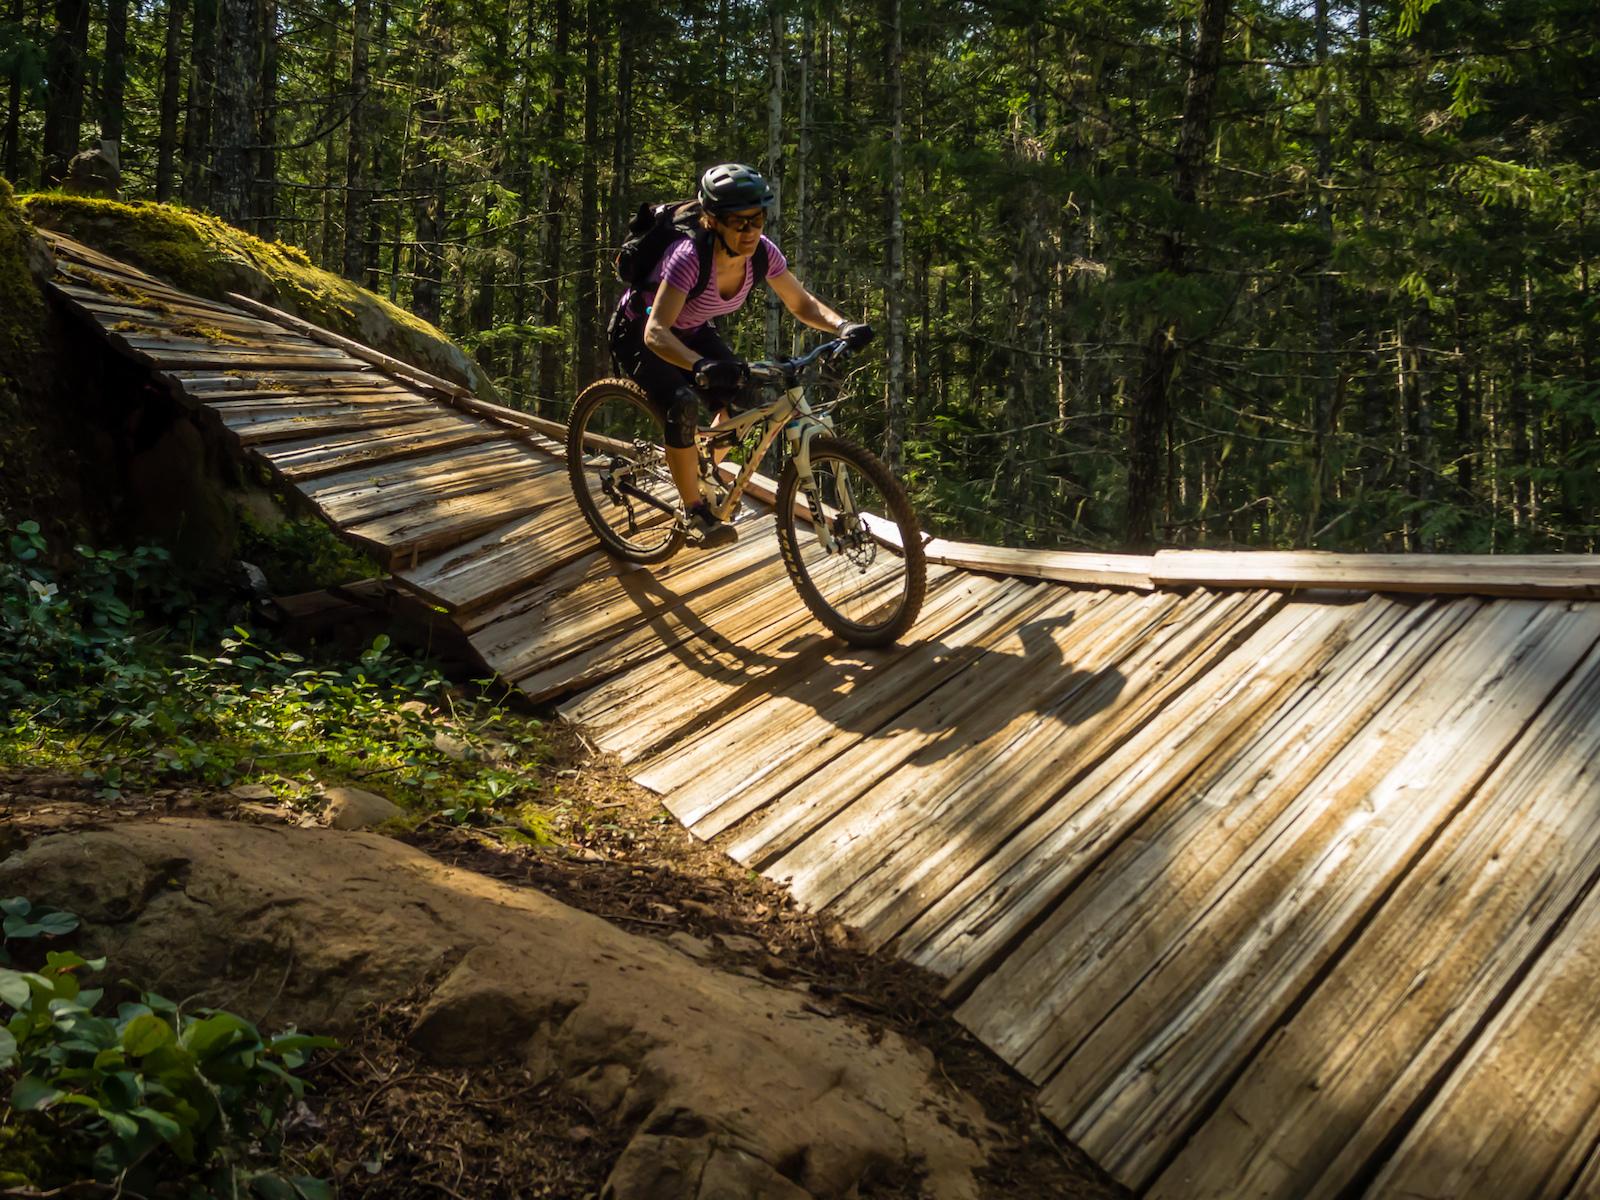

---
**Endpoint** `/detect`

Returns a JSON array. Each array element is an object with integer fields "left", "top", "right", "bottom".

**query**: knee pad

[{"left": 664, "top": 387, "right": 700, "bottom": 449}]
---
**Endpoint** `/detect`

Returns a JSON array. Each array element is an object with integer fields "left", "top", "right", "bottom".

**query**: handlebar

[{"left": 695, "top": 338, "right": 852, "bottom": 390}]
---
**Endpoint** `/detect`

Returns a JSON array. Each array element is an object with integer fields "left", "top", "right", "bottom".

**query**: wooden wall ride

[{"left": 42, "top": 230, "right": 1600, "bottom": 1200}]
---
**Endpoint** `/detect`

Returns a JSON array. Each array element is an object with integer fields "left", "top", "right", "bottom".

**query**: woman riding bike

[{"left": 608, "top": 162, "right": 872, "bottom": 549}]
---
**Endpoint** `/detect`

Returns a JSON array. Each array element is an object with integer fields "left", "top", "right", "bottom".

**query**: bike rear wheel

[
  {"left": 566, "top": 378, "right": 686, "bottom": 563},
  {"left": 775, "top": 435, "right": 927, "bottom": 646}
]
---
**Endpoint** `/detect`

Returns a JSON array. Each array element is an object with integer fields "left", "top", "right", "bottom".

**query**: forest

[{"left": 0, "top": 0, "right": 1595, "bottom": 553}]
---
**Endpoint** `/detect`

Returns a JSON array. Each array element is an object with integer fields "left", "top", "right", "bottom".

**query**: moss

[
  {"left": 0, "top": 179, "right": 47, "bottom": 380},
  {"left": 19, "top": 195, "right": 503, "bottom": 403},
  {"left": 170, "top": 319, "right": 245, "bottom": 344}
]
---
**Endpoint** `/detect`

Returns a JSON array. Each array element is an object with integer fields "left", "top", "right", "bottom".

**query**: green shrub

[{"left": 0, "top": 898, "right": 338, "bottom": 1198}]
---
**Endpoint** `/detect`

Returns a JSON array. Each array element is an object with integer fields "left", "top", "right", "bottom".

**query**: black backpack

[{"left": 614, "top": 199, "right": 771, "bottom": 306}]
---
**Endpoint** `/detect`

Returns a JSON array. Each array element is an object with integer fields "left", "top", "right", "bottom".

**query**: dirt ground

[{"left": 0, "top": 732, "right": 1127, "bottom": 1200}]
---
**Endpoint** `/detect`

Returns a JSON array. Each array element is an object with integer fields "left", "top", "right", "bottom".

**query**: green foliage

[
  {"left": 0, "top": 519, "right": 552, "bottom": 837},
  {"left": 236, "top": 515, "right": 383, "bottom": 597},
  {"left": 0, "top": 518, "right": 238, "bottom": 718},
  {"left": 0, "top": 898, "right": 337, "bottom": 1198}
]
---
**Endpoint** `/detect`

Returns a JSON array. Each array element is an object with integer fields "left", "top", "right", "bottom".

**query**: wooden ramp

[{"left": 42, "top": 229, "right": 1600, "bottom": 1199}]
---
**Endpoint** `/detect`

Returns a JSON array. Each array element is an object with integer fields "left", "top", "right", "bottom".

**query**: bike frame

[{"left": 610, "top": 340, "right": 854, "bottom": 554}]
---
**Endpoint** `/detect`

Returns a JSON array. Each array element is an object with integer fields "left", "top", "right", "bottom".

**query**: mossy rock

[
  {"left": 0, "top": 179, "right": 51, "bottom": 380},
  {"left": 19, "top": 195, "right": 504, "bottom": 404}
]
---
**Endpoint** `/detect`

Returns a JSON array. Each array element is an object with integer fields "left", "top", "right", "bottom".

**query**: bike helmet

[{"left": 698, "top": 163, "right": 775, "bottom": 214}]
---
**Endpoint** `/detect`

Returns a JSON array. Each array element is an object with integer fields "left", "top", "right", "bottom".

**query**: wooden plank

[
  {"left": 53, "top": 286, "right": 305, "bottom": 338},
  {"left": 340, "top": 473, "right": 625, "bottom": 568},
  {"left": 758, "top": 587, "right": 1213, "bottom": 916},
  {"left": 41, "top": 230, "right": 172, "bottom": 285},
  {"left": 647, "top": 577, "right": 1051, "bottom": 837},
  {"left": 555, "top": 553, "right": 953, "bottom": 756},
  {"left": 470, "top": 527, "right": 781, "bottom": 684},
  {"left": 209, "top": 388, "right": 430, "bottom": 412},
  {"left": 256, "top": 416, "right": 506, "bottom": 482},
  {"left": 1360, "top": 831, "right": 1600, "bottom": 1199},
  {"left": 394, "top": 503, "right": 601, "bottom": 612},
  {"left": 584, "top": 565, "right": 973, "bottom": 764},
  {"left": 899, "top": 597, "right": 1371, "bottom": 990},
  {"left": 53, "top": 258, "right": 263, "bottom": 317},
  {"left": 171, "top": 369, "right": 400, "bottom": 394},
  {"left": 549, "top": 558, "right": 827, "bottom": 737},
  {"left": 827, "top": 589, "right": 1287, "bottom": 951},
  {"left": 216, "top": 403, "right": 440, "bottom": 445},
  {"left": 922, "top": 539, "right": 1154, "bottom": 590},
  {"left": 1149, "top": 615, "right": 1600, "bottom": 1200},
  {"left": 721, "top": 588, "right": 1156, "bottom": 869},
  {"left": 1153, "top": 548, "right": 1600, "bottom": 598},
  {"left": 953, "top": 596, "right": 1478, "bottom": 1088},
  {"left": 302, "top": 443, "right": 552, "bottom": 525},
  {"left": 1012, "top": 600, "right": 1600, "bottom": 1189},
  {"left": 497, "top": 535, "right": 791, "bottom": 698}
]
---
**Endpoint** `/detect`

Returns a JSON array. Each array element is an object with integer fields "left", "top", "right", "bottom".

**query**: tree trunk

[
  {"left": 40, "top": 0, "right": 90, "bottom": 185},
  {"left": 471, "top": 190, "right": 498, "bottom": 374},
  {"left": 341, "top": 0, "right": 371, "bottom": 280},
  {"left": 764, "top": 0, "right": 784, "bottom": 359},
  {"left": 256, "top": 0, "right": 279, "bottom": 238},
  {"left": 883, "top": 0, "right": 905, "bottom": 476},
  {"left": 536, "top": 0, "right": 570, "bottom": 410},
  {"left": 155, "top": 0, "right": 184, "bottom": 201},
  {"left": 510, "top": 57, "right": 531, "bottom": 400},
  {"left": 1307, "top": 0, "right": 1335, "bottom": 545},
  {"left": 574, "top": 0, "right": 600, "bottom": 386},
  {"left": 1120, "top": 0, "right": 1230, "bottom": 548},
  {"left": 362, "top": 0, "right": 391, "bottom": 284},
  {"left": 409, "top": 6, "right": 446, "bottom": 326},
  {"left": 180, "top": 0, "right": 215, "bottom": 206},
  {"left": 100, "top": 0, "right": 127, "bottom": 149},
  {"left": 791, "top": 6, "right": 814, "bottom": 354},
  {"left": 210, "top": 0, "right": 258, "bottom": 226},
  {"left": 2, "top": 0, "right": 21, "bottom": 181}
]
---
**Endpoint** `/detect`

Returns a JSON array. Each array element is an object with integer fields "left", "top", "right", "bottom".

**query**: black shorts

[{"left": 608, "top": 306, "right": 741, "bottom": 448}]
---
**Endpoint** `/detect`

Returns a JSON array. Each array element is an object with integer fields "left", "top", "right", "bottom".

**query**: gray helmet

[{"left": 698, "top": 163, "right": 775, "bottom": 214}]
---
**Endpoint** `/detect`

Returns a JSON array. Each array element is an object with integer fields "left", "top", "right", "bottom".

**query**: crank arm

[{"left": 617, "top": 479, "right": 680, "bottom": 518}]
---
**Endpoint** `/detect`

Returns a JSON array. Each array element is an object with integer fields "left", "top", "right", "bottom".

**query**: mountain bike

[{"left": 565, "top": 338, "right": 927, "bottom": 647}]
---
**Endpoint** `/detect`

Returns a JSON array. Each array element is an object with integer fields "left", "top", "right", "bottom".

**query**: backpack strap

[
  {"left": 684, "top": 235, "right": 773, "bottom": 306},
  {"left": 684, "top": 232, "right": 716, "bottom": 305}
]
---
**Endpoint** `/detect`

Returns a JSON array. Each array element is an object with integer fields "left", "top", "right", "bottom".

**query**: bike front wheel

[
  {"left": 566, "top": 378, "right": 686, "bottom": 564},
  {"left": 775, "top": 436, "right": 927, "bottom": 647}
]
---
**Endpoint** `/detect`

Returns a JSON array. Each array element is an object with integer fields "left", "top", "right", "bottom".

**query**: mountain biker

[{"left": 608, "top": 162, "right": 873, "bottom": 550}]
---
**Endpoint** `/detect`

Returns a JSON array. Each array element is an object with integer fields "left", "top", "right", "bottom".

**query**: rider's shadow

[{"left": 630, "top": 583, "right": 1128, "bottom": 769}]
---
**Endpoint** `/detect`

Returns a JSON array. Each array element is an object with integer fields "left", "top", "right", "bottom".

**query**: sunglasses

[{"left": 720, "top": 213, "right": 766, "bottom": 233}]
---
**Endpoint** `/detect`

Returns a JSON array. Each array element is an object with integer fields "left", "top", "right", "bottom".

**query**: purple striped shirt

[{"left": 633, "top": 235, "right": 788, "bottom": 331}]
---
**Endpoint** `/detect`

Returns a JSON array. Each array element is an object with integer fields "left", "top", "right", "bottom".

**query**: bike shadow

[{"left": 625, "top": 573, "right": 1129, "bottom": 770}]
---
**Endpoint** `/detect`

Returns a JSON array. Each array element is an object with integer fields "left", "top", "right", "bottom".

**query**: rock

[
  {"left": 237, "top": 803, "right": 289, "bottom": 824},
  {"left": 321, "top": 787, "right": 400, "bottom": 830},
  {"left": 697, "top": 1146, "right": 811, "bottom": 1200},
  {"left": 713, "top": 934, "right": 763, "bottom": 957},
  {"left": 666, "top": 933, "right": 711, "bottom": 963},
  {"left": 230, "top": 783, "right": 275, "bottom": 801},
  {"left": 757, "top": 955, "right": 791, "bottom": 981},
  {"left": 432, "top": 731, "right": 476, "bottom": 761},
  {"left": 0, "top": 822, "right": 991, "bottom": 1199},
  {"left": 62, "top": 141, "right": 121, "bottom": 200},
  {"left": 602, "top": 1135, "right": 711, "bottom": 1200}
]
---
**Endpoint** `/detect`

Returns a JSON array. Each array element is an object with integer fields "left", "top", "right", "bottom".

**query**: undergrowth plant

[
  {"left": 0, "top": 899, "right": 339, "bottom": 1199},
  {"left": 0, "top": 518, "right": 554, "bottom": 841}
]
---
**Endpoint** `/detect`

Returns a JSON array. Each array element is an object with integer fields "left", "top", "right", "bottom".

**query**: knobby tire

[
  {"left": 566, "top": 378, "right": 686, "bottom": 564},
  {"left": 775, "top": 435, "right": 927, "bottom": 646}
]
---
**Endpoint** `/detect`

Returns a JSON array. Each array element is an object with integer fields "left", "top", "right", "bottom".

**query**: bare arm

[
  {"left": 641, "top": 279, "right": 703, "bottom": 369},
  {"left": 768, "top": 271, "right": 852, "bottom": 335}
]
